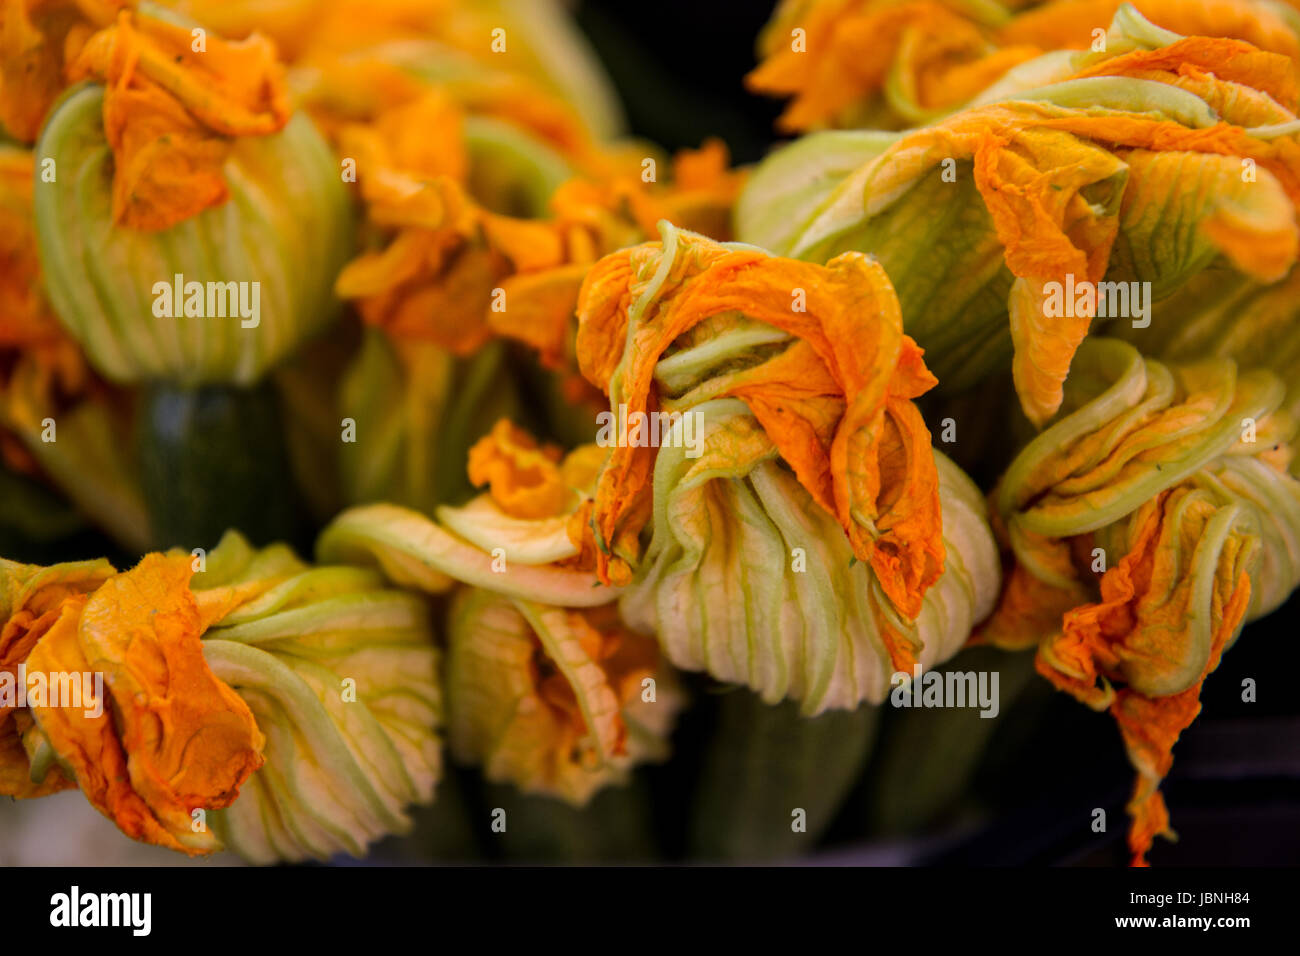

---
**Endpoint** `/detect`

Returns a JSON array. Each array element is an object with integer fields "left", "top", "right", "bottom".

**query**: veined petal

[
  {"left": 619, "top": 398, "right": 998, "bottom": 712},
  {"left": 317, "top": 503, "right": 615, "bottom": 607}
]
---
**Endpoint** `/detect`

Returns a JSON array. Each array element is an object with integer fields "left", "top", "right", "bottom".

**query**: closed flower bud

[
  {"left": 573, "top": 222, "right": 999, "bottom": 713},
  {"left": 32, "top": 8, "right": 352, "bottom": 385},
  {"left": 447, "top": 589, "right": 680, "bottom": 805},
  {"left": 320, "top": 424, "right": 684, "bottom": 803}
]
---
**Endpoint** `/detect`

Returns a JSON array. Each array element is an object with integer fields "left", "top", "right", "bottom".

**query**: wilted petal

[
  {"left": 987, "top": 338, "right": 1300, "bottom": 864},
  {"left": 23, "top": 554, "right": 265, "bottom": 854}
]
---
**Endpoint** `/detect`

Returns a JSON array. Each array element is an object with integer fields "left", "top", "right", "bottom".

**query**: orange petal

[
  {"left": 26, "top": 554, "right": 264, "bottom": 854},
  {"left": 1037, "top": 487, "right": 1254, "bottom": 864},
  {"left": 488, "top": 264, "right": 588, "bottom": 370},
  {"left": 468, "top": 419, "right": 573, "bottom": 520},
  {"left": 999, "top": 0, "right": 1300, "bottom": 71},
  {"left": 66, "top": 9, "right": 291, "bottom": 230}
]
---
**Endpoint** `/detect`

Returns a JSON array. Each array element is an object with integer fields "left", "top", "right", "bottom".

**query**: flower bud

[
  {"left": 321, "top": 425, "right": 684, "bottom": 803},
  {"left": 982, "top": 337, "right": 1300, "bottom": 863},
  {"left": 574, "top": 222, "right": 999, "bottom": 713},
  {"left": 446, "top": 589, "right": 680, "bottom": 805},
  {"left": 33, "top": 10, "right": 353, "bottom": 385},
  {"left": 1, "top": 530, "right": 442, "bottom": 863}
]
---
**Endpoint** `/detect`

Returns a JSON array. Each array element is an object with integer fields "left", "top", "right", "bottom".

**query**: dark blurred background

[{"left": 575, "top": 0, "right": 784, "bottom": 163}]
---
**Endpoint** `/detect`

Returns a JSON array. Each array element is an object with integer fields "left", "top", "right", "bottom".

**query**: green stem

[
  {"left": 481, "top": 777, "right": 659, "bottom": 863},
  {"left": 688, "top": 689, "right": 879, "bottom": 861},
  {"left": 135, "top": 380, "right": 307, "bottom": 552}
]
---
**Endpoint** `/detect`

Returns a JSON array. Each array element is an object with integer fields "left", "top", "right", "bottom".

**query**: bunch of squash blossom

[
  {"left": 2, "top": 0, "right": 1297, "bottom": 870},
  {"left": 1, "top": 0, "right": 716, "bottom": 860},
  {"left": 311, "top": 221, "right": 1000, "bottom": 850},
  {"left": 740, "top": 1, "right": 1300, "bottom": 862}
]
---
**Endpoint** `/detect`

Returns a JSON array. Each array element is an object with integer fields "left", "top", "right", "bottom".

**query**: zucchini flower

[
  {"left": 746, "top": 0, "right": 1300, "bottom": 131},
  {"left": 0, "top": 530, "right": 441, "bottom": 863},
  {"left": 445, "top": 591, "right": 678, "bottom": 806},
  {"left": 319, "top": 422, "right": 684, "bottom": 804},
  {"left": 25, "top": 3, "right": 352, "bottom": 385},
  {"left": 740, "top": 8, "right": 1300, "bottom": 425},
  {"left": 164, "top": 0, "right": 626, "bottom": 140},
  {"left": 0, "top": 549, "right": 264, "bottom": 852},
  {"left": 571, "top": 222, "right": 999, "bottom": 713},
  {"left": 747, "top": 0, "right": 1039, "bottom": 131},
  {"left": 979, "top": 338, "right": 1300, "bottom": 864},
  {"left": 0, "top": 145, "right": 150, "bottom": 550}
]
